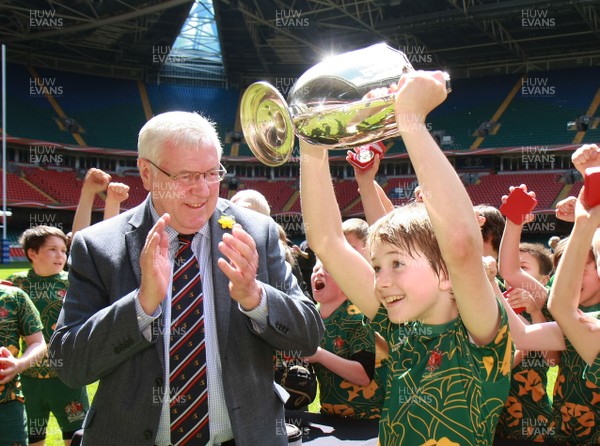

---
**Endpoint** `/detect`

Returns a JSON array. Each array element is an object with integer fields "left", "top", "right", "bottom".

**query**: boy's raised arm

[
  {"left": 396, "top": 71, "right": 498, "bottom": 345},
  {"left": 300, "top": 141, "right": 379, "bottom": 319},
  {"left": 351, "top": 154, "right": 391, "bottom": 224},
  {"left": 498, "top": 189, "right": 548, "bottom": 311},
  {"left": 548, "top": 189, "right": 600, "bottom": 365}
]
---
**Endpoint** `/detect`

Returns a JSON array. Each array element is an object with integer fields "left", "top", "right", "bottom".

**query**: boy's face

[
  {"left": 579, "top": 252, "right": 600, "bottom": 307},
  {"left": 519, "top": 252, "right": 548, "bottom": 285},
  {"left": 311, "top": 258, "right": 344, "bottom": 305},
  {"left": 371, "top": 241, "right": 451, "bottom": 325},
  {"left": 344, "top": 233, "right": 367, "bottom": 259},
  {"left": 28, "top": 235, "right": 67, "bottom": 276}
]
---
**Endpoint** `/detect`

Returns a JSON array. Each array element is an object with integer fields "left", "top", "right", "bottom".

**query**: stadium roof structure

[{"left": 0, "top": 0, "right": 599, "bottom": 86}]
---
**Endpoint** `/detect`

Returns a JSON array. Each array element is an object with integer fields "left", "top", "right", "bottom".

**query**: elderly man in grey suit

[{"left": 50, "top": 111, "right": 324, "bottom": 446}]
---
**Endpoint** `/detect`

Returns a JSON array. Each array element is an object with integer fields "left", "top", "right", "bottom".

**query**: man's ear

[
  {"left": 138, "top": 158, "right": 152, "bottom": 191},
  {"left": 476, "top": 213, "right": 486, "bottom": 228}
]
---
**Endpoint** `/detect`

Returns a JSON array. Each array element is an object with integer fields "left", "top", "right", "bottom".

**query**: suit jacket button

[
  {"left": 143, "top": 430, "right": 152, "bottom": 440},
  {"left": 155, "top": 377, "right": 163, "bottom": 387}
]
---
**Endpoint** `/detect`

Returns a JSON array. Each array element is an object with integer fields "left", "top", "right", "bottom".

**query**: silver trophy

[{"left": 240, "top": 43, "right": 450, "bottom": 166}]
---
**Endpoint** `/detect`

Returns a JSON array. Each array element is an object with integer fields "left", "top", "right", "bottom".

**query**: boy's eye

[
  {"left": 373, "top": 266, "right": 381, "bottom": 273},
  {"left": 393, "top": 260, "right": 403, "bottom": 268}
]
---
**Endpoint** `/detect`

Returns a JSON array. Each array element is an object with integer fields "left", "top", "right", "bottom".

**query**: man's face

[{"left": 140, "top": 142, "right": 221, "bottom": 234}]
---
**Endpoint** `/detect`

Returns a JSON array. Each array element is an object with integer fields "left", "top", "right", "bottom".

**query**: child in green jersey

[
  {"left": 9, "top": 226, "right": 89, "bottom": 446},
  {"left": 307, "top": 256, "right": 384, "bottom": 419},
  {"left": 0, "top": 283, "right": 46, "bottom": 446},
  {"left": 495, "top": 188, "right": 558, "bottom": 443},
  {"left": 300, "top": 71, "right": 512, "bottom": 446},
  {"left": 493, "top": 183, "right": 600, "bottom": 445},
  {"left": 547, "top": 186, "right": 600, "bottom": 445},
  {"left": 306, "top": 219, "right": 386, "bottom": 419}
]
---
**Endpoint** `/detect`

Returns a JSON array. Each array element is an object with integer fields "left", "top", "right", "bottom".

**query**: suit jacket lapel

[
  {"left": 210, "top": 199, "right": 233, "bottom": 355},
  {"left": 124, "top": 196, "right": 153, "bottom": 286}
]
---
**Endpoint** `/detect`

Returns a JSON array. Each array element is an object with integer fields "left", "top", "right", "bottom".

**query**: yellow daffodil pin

[{"left": 218, "top": 214, "right": 236, "bottom": 229}]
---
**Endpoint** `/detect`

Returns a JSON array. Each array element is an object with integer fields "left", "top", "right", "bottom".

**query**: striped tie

[{"left": 169, "top": 233, "right": 209, "bottom": 445}]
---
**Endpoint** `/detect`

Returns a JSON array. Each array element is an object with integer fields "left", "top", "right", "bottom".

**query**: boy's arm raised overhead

[
  {"left": 351, "top": 152, "right": 392, "bottom": 224},
  {"left": 396, "top": 71, "right": 499, "bottom": 345},
  {"left": 548, "top": 188, "right": 600, "bottom": 365},
  {"left": 498, "top": 186, "right": 549, "bottom": 311},
  {"left": 300, "top": 142, "right": 379, "bottom": 320}
]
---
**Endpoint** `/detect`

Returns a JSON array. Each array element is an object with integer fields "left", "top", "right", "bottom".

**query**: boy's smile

[{"left": 371, "top": 242, "right": 456, "bottom": 325}]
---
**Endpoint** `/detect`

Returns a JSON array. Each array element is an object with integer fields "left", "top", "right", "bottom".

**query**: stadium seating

[
  {"left": 7, "top": 64, "right": 72, "bottom": 145},
  {"left": 235, "top": 179, "right": 297, "bottom": 214},
  {"left": 479, "top": 68, "right": 599, "bottom": 148},
  {"left": 0, "top": 168, "right": 57, "bottom": 205},
  {"left": 107, "top": 173, "right": 147, "bottom": 210},
  {"left": 145, "top": 83, "right": 239, "bottom": 142},
  {"left": 465, "top": 172, "right": 563, "bottom": 210}
]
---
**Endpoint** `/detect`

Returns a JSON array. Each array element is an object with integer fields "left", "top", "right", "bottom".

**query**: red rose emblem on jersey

[
  {"left": 426, "top": 349, "right": 443, "bottom": 372},
  {"left": 333, "top": 336, "right": 345, "bottom": 352}
]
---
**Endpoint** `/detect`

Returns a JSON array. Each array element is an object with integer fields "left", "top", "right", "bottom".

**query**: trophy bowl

[
  {"left": 240, "top": 43, "right": 450, "bottom": 167},
  {"left": 239, "top": 82, "right": 295, "bottom": 166}
]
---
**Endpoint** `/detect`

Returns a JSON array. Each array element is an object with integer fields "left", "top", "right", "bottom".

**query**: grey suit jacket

[{"left": 50, "top": 197, "right": 324, "bottom": 445}]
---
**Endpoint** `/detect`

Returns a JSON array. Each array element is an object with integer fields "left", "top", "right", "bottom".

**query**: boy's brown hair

[
  {"left": 519, "top": 242, "right": 554, "bottom": 277},
  {"left": 474, "top": 204, "right": 505, "bottom": 255},
  {"left": 19, "top": 225, "right": 68, "bottom": 263},
  {"left": 367, "top": 203, "right": 448, "bottom": 279},
  {"left": 553, "top": 235, "right": 595, "bottom": 272}
]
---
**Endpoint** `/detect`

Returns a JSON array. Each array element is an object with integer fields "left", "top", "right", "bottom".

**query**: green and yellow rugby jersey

[
  {"left": 8, "top": 270, "right": 68, "bottom": 379},
  {"left": 550, "top": 304, "right": 600, "bottom": 445},
  {"left": 369, "top": 301, "right": 512, "bottom": 446},
  {"left": 316, "top": 300, "right": 385, "bottom": 419},
  {"left": 495, "top": 305, "right": 553, "bottom": 442},
  {"left": 0, "top": 284, "right": 43, "bottom": 403}
]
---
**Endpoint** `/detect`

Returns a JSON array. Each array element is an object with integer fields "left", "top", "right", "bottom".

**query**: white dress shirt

[{"left": 135, "top": 201, "right": 268, "bottom": 446}]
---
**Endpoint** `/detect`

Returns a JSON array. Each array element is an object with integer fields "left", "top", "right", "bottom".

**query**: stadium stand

[
  {"left": 479, "top": 68, "right": 599, "bottom": 148},
  {"left": 234, "top": 178, "right": 297, "bottom": 214},
  {"left": 465, "top": 172, "right": 563, "bottom": 210},
  {"left": 146, "top": 83, "right": 239, "bottom": 142},
  {"left": 6, "top": 64, "right": 72, "bottom": 145},
  {"left": 0, "top": 168, "right": 57, "bottom": 206}
]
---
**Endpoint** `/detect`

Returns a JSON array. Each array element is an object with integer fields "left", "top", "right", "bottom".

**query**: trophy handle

[{"left": 240, "top": 82, "right": 295, "bottom": 167}]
